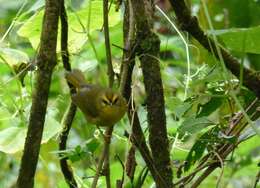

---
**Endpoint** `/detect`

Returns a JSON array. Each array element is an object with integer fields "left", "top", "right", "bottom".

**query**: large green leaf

[
  {"left": 0, "top": 108, "right": 62, "bottom": 154},
  {"left": 212, "top": 26, "right": 260, "bottom": 54},
  {"left": 177, "top": 116, "right": 215, "bottom": 135},
  {"left": 184, "top": 136, "right": 207, "bottom": 172},
  {"left": 169, "top": 97, "right": 192, "bottom": 119},
  {"left": 197, "top": 97, "right": 223, "bottom": 117},
  {"left": 42, "top": 111, "right": 62, "bottom": 143},
  {"left": 17, "top": 0, "right": 121, "bottom": 53},
  {"left": 0, "top": 127, "right": 26, "bottom": 154},
  {"left": 0, "top": 46, "right": 29, "bottom": 66},
  {"left": 184, "top": 127, "right": 220, "bottom": 172}
]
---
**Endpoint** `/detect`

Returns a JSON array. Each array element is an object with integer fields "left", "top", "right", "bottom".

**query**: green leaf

[
  {"left": 85, "top": 138, "right": 100, "bottom": 153},
  {"left": 184, "top": 128, "right": 217, "bottom": 172},
  {"left": 197, "top": 97, "right": 223, "bottom": 117},
  {"left": 178, "top": 116, "right": 215, "bottom": 135},
  {"left": 81, "top": 22, "right": 123, "bottom": 62},
  {"left": 42, "top": 111, "right": 62, "bottom": 143},
  {"left": 170, "top": 97, "right": 192, "bottom": 118},
  {"left": 0, "top": 127, "right": 26, "bottom": 154},
  {"left": 184, "top": 139, "right": 207, "bottom": 172},
  {"left": 134, "top": 167, "right": 149, "bottom": 188},
  {"left": 212, "top": 26, "right": 260, "bottom": 54},
  {"left": 17, "top": 10, "right": 43, "bottom": 50},
  {"left": 0, "top": 47, "right": 29, "bottom": 66},
  {"left": 17, "top": 0, "right": 121, "bottom": 53},
  {"left": 27, "top": 0, "right": 45, "bottom": 13},
  {"left": 0, "top": 108, "right": 62, "bottom": 153}
]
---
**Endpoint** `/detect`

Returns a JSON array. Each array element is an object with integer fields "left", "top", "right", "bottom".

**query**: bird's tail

[{"left": 65, "top": 69, "right": 87, "bottom": 88}]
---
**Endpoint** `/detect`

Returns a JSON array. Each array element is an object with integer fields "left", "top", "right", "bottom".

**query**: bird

[{"left": 65, "top": 69, "right": 127, "bottom": 127}]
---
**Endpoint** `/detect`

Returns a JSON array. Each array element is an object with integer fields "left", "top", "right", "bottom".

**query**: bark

[
  {"left": 131, "top": 0, "right": 173, "bottom": 187},
  {"left": 120, "top": 1, "right": 169, "bottom": 186},
  {"left": 59, "top": 0, "right": 78, "bottom": 187},
  {"left": 16, "top": 0, "right": 60, "bottom": 187},
  {"left": 169, "top": 0, "right": 260, "bottom": 98}
]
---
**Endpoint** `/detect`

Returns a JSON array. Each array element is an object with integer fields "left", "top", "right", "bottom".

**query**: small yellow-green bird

[{"left": 65, "top": 69, "right": 127, "bottom": 127}]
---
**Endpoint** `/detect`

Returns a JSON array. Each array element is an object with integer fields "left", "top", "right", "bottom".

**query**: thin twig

[
  {"left": 213, "top": 151, "right": 224, "bottom": 188},
  {"left": 103, "top": 0, "right": 114, "bottom": 88},
  {"left": 59, "top": 103, "right": 77, "bottom": 188},
  {"left": 91, "top": 1, "right": 116, "bottom": 187},
  {"left": 115, "top": 155, "right": 125, "bottom": 188},
  {"left": 103, "top": 146, "right": 111, "bottom": 188},
  {"left": 58, "top": 1, "right": 78, "bottom": 187},
  {"left": 191, "top": 165, "right": 218, "bottom": 188},
  {"left": 91, "top": 127, "right": 114, "bottom": 188},
  {"left": 173, "top": 163, "right": 210, "bottom": 186},
  {"left": 103, "top": 0, "right": 115, "bottom": 187},
  {"left": 253, "top": 170, "right": 260, "bottom": 188}
]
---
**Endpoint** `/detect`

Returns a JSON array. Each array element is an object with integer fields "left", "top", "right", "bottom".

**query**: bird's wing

[{"left": 71, "top": 87, "right": 99, "bottom": 119}]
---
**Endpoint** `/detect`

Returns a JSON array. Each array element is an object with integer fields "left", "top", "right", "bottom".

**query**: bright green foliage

[
  {"left": 212, "top": 26, "right": 260, "bottom": 54},
  {"left": 0, "top": 0, "right": 259, "bottom": 188},
  {"left": 17, "top": 0, "right": 121, "bottom": 52}
]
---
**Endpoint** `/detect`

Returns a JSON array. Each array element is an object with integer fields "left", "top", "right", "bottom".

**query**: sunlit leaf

[
  {"left": 27, "top": 0, "right": 45, "bottom": 13},
  {"left": 42, "top": 112, "right": 62, "bottom": 143},
  {"left": 17, "top": 0, "right": 121, "bottom": 53},
  {"left": 0, "top": 107, "right": 62, "bottom": 153},
  {"left": 0, "top": 47, "right": 29, "bottom": 66},
  {"left": 0, "top": 127, "right": 26, "bottom": 153}
]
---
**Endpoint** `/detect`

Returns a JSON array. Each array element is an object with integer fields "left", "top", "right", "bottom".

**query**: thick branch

[
  {"left": 120, "top": 1, "right": 166, "bottom": 186},
  {"left": 16, "top": 0, "right": 60, "bottom": 187},
  {"left": 131, "top": 0, "right": 173, "bottom": 187},
  {"left": 169, "top": 0, "right": 260, "bottom": 98}
]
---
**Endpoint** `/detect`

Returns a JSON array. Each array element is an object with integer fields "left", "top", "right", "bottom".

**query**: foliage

[{"left": 0, "top": 0, "right": 259, "bottom": 187}]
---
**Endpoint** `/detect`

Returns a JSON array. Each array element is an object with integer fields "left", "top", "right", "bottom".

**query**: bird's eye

[
  {"left": 113, "top": 97, "right": 119, "bottom": 104},
  {"left": 102, "top": 98, "right": 110, "bottom": 105}
]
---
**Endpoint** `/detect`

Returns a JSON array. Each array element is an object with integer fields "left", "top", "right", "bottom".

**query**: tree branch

[
  {"left": 58, "top": 0, "right": 78, "bottom": 187},
  {"left": 253, "top": 170, "right": 260, "bottom": 188},
  {"left": 130, "top": 0, "right": 173, "bottom": 187},
  {"left": 169, "top": 0, "right": 260, "bottom": 98},
  {"left": 16, "top": 0, "right": 60, "bottom": 187},
  {"left": 91, "top": 127, "right": 113, "bottom": 188},
  {"left": 189, "top": 99, "right": 260, "bottom": 187},
  {"left": 59, "top": 103, "right": 77, "bottom": 188},
  {"left": 120, "top": 1, "right": 168, "bottom": 186},
  {"left": 191, "top": 164, "right": 218, "bottom": 188},
  {"left": 91, "top": 1, "right": 115, "bottom": 187},
  {"left": 103, "top": 0, "right": 114, "bottom": 88}
]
